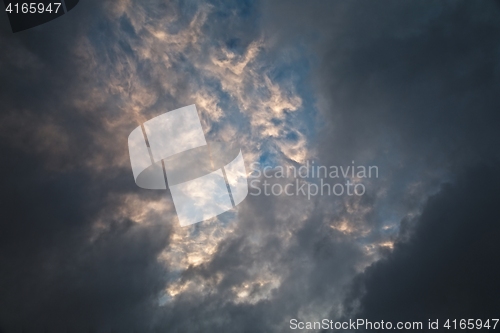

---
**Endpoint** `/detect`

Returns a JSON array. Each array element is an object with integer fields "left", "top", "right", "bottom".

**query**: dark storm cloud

[
  {"left": 0, "top": 127, "right": 172, "bottom": 332},
  {"left": 261, "top": 0, "right": 500, "bottom": 327},
  {"left": 342, "top": 165, "right": 500, "bottom": 328},
  {"left": 311, "top": 3, "right": 500, "bottom": 323},
  {"left": 2, "top": 0, "right": 499, "bottom": 332},
  {"left": 0, "top": 1, "right": 173, "bottom": 332},
  {"left": 0, "top": 147, "right": 171, "bottom": 331},
  {"left": 320, "top": 2, "right": 500, "bottom": 164},
  {"left": 264, "top": 0, "right": 500, "bottom": 165}
]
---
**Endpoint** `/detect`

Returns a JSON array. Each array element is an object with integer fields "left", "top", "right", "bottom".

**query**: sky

[{"left": 0, "top": 0, "right": 499, "bottom": 332}]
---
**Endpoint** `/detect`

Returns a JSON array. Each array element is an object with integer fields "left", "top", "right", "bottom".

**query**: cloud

[
  {"left": 260, "top": 0, "right": 500, "bottom": 327},
  {"left": 1, "top": 0, "right": 499, "bottom": 331},
  {"left": 343, "top": 165, "right": 500, "bottom": 327}
]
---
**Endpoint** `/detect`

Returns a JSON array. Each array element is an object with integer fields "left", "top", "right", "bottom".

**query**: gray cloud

[
  {"left": 261, "top": 0, "right": 500, "bottom": 328},
  {"left": 342, "top": 165, "right": 500, "bottom": 329},
  {"left": 0, "top": 1, "right": 174, "bottom": 331},
  {"left": 1, "top": 0, "right": 499, "bottom": 332}
]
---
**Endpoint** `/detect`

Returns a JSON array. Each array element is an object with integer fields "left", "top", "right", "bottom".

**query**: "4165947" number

[{"left": 5, "top": 2, "right": 62, "bottom": 14}]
